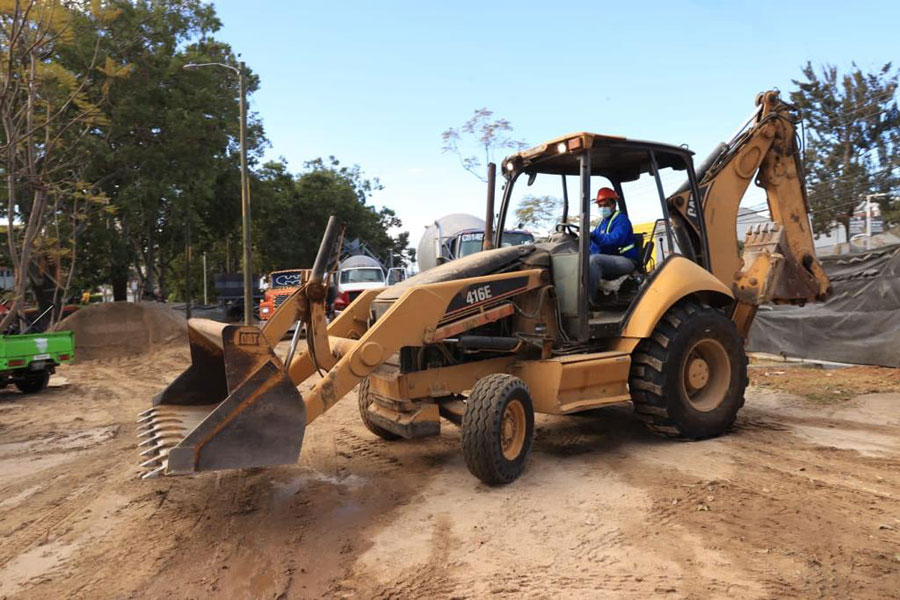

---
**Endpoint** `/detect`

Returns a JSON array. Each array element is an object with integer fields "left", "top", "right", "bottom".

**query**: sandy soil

[{"left": 1, "top": 351, "right": 899, "bottom": 599}]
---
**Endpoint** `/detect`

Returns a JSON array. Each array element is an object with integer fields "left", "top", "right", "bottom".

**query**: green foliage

[
  {"left": 790, "top": 62, "right": 900, "bottom": 235},
  {"left": 76, "top": 0, "right": 264, "bottom": 299},
  {"left": 514, "top": 194, "right": 563, "bottom": 232},
  {"left": 0, "top": 0, "right": 130, "bottom": 327},
  {"left": 254, "top": 157, "right": 413, "bottom": 274},
  {"left": 3, "top": 0, "right": 412, "bottom": 308}
]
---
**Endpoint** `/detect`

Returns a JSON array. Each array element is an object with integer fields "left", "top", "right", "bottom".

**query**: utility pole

[
  {"left": 185, "top": 199, "right": 192, "bottom": 319},
  {"left": 202, "top": 252, "right": 208, "bottom": 305},
  {"left": 238, "top": 61, "right": 253, "bottom": 325},
  {"left": 184, "top": 60, "right": 254, "bottom": 325},
  {"left": 864, "top": 195, "right": 872, "bottom": 250}
]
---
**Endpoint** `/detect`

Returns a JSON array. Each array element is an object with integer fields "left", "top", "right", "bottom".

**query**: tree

[
  {"left": 77, "top": 0, "right": 262, "bottom": 302},
  {"left": 790, "top": 62, "right": 900, "bottom": 238},
  {"left": 441, "top": 108, "right": 527, "bottom": 182},
  {"left": 253, "top": 157, "right": 412, "bottom": 273},
  {"left": 0, "top": 0, "right": 124, "bottom": 330},
  {"left": 514, "top": 194, "right": 562, "bottom": 233}
]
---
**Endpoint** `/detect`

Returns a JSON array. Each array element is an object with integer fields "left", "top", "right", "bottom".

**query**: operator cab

[{"left": 496, "top": 133, "right": 709, "bottom": 342}]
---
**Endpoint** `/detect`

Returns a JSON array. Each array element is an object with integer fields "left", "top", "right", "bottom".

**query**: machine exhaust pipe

[
  {"left": 310, "top": 215, "right": 340, "bottom": 286},
  {"left": 483, "top": 162, "right": 496, "bottom": 251}
]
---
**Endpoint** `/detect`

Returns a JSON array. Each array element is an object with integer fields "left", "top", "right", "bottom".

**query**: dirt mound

[{"left": 54, "top": 302, "right": 187, "bottom": 361}]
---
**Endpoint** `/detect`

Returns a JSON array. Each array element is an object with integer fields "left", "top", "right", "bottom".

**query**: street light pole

[
  {"left": 184, "top": 60, "right": 254, "bottom": 325},
  {"left": 237, "top": 62, "right": 253, "bottom": 325},
  {"left": 186, "top": 197, "right": 192, "bottom": 319}
]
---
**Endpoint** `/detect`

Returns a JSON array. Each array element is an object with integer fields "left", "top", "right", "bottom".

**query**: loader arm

[
  {"left": 284, "top": 269, "right": 544, "bottom": 425},
  {"left": 668, "top": 91, "right": 831, "bottom": 332}
]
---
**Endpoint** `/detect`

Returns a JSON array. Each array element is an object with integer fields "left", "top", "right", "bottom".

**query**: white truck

[
  {"left": 416, "top": 213, "right": 534, "bottom": 272},
  {"left": 332, "top": 255, "right": 386, "bottom": 314}
]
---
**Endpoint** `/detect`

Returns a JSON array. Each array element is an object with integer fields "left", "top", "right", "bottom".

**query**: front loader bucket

[{"left": 137, "top": 318, "right": 305, "bottom": 479}]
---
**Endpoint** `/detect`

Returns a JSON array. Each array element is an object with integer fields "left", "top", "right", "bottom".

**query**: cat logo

[{"left": 238, "top": 331, "right": 260, "bottom": 346}]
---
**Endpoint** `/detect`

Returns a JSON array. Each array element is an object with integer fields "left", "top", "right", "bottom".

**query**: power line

[
  {"left": 807, "top": 163, "right": 899, "bottom": 188},
  {"left": 737, "top": 196, "right": 890, "bottom": 225}
]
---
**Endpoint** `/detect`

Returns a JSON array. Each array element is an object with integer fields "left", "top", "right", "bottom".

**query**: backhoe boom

[{"left": 670, "top": 90, "right": 831, "bottom": 310}]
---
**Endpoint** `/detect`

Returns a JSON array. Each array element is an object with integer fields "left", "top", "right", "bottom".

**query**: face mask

[{"left": 599, "top": 206, "right": 613, "bottom": 219}]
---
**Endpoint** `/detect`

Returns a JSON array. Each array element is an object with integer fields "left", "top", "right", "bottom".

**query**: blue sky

[{"left": 211, "top": 0, "right": 898, "bottom": 249}]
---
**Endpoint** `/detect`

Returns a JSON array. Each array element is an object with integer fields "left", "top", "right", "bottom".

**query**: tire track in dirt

[
  {"left": 619, "top": 399, "right": 900, "bottom": 600},
  {"left": 3, "top": 354, "right": 900, "bottom": 598}
]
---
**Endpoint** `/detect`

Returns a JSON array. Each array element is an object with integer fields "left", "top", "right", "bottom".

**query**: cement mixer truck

[{"left": 417, "top": 213, "right": 534, "bottom": 272}]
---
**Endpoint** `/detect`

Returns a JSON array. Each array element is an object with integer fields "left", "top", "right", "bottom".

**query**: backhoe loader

[{"left": 138, "top": 90, "right": 831, "bottom": 484}]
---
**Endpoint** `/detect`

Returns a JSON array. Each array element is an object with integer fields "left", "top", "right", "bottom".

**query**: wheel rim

[
  {"left": 500, "top": 399, "right": 527, "bottom": 460},
  {"left": 681, "top": 338, "right": 731, "bottom": 412}
]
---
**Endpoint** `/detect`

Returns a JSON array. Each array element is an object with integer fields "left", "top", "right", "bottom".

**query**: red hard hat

[{"left": 596, "top": 187, "right": 618, "bottom": 204}]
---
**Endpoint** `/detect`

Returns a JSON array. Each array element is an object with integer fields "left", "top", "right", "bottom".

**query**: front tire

[
  {"left": 461, "top": 374, "right": 535, "bottom": 485},
  {"left": 358, "top": 377, "right": 401, "bottom": 441},
  {"left": 629, "top": 299, "right": 748, "bottom": 439}
]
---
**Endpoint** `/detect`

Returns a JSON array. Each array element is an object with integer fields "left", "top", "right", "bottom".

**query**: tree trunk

[
  {"left": 112, "top": 270, "right": 128, "bottom": 301},
  {"left": 0, "top": 188, "right": 48, "bottom": 332},
  {"left": 27, "top": 256, "right": 57, "bottom": 332}
]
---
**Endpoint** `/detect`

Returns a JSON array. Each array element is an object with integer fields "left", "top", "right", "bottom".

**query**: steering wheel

[{"left": 555, "top": 222, "right": 580, "bottom": 236}]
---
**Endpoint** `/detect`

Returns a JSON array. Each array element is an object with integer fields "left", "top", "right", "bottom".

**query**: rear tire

[
  {"left": 15, "top": 370, "right": 51, "bottom": 394},
  {"left": 629, "top": 299, "right": 747, "bottom": 439},
  {"left": 461, "top": 374, "right": 534, "bottom": 485},
  {"left": 358, "top": 377, "right": 401, "bottom": 441}
]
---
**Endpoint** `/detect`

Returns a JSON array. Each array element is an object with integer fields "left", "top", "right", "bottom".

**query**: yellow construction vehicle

[{"left": 138, "top": 91, "right": 830, "bottom": 484}]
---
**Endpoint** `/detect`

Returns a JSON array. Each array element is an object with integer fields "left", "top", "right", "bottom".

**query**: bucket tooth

[
  {"left": 142, "top": 465, "right": 167, "bottom": 480},
  {"left": 140, "top": 420, "right": 185, "bottom": 432},
  {"left": 140, "top": 456, "right": 163, "bottom": 468},
  {"left": 142, "top": 434, "right": 174, "bottom": 447},
  {"left": 137, "top": 426, "right": 183, "bottom": 439}
]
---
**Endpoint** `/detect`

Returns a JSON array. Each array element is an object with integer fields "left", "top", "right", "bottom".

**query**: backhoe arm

[{"left": 670, "top": 90, "right": 831, "bottom": 311}]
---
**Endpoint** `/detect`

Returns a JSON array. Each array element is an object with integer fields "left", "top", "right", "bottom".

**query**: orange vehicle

[{"left": 258, "top": 269, "right": 311, "bottom": 324}]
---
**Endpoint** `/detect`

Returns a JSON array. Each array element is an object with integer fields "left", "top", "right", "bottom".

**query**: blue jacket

[{"left": 590, "top": 211, "right": 639, "bottom": 260}]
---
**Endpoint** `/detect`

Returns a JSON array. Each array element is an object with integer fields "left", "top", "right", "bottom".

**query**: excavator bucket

[
  {"left": 137, "top": 318, "right": 305, "bottom": 478},
  {"left": 734, "top": 222, "right": 831, "bottom": 305}
]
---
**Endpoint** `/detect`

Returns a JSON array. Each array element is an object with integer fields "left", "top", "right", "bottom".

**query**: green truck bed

[{"left": 0, "top": 331, "right": 74, "bottom": 394}]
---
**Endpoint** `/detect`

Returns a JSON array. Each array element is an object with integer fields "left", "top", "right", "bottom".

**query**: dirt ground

[{"left": 1, "top": 349, "right": 899, "bottom": 599}]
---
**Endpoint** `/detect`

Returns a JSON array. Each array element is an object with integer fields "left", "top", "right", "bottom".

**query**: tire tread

[
  {"left": 461, "top": 374, "right": 534, "bottom": 485},
  {"left": 629, "top": 299, "right": 749, "bottom": 439}
]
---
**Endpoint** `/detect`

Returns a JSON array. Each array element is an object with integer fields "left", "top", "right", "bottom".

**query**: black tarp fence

[{"left": 747, "top": 243, "right": 900, "bottom": 367}]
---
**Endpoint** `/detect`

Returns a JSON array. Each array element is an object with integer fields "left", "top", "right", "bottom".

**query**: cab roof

[{"left": 502, "top": 132, "right": 693, "bottom": 183}]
